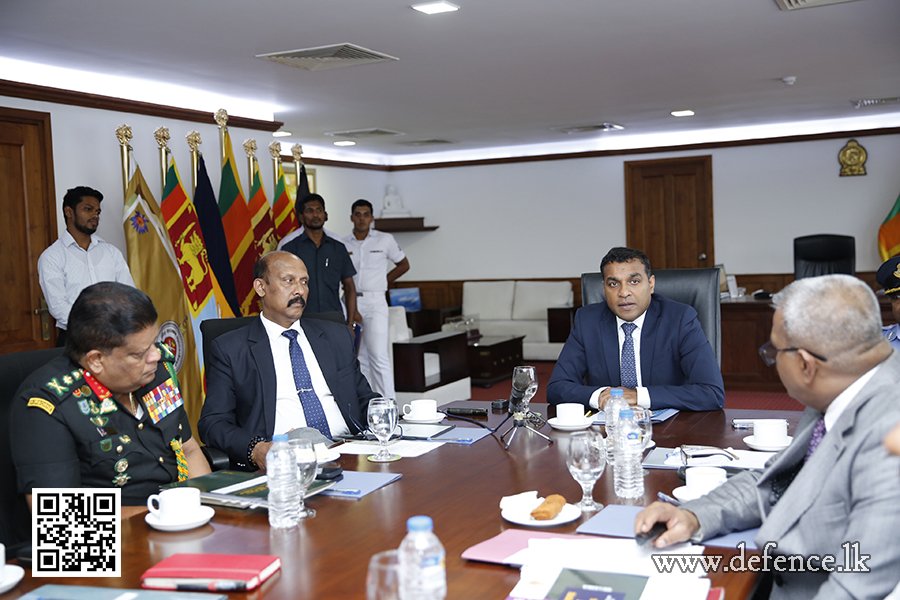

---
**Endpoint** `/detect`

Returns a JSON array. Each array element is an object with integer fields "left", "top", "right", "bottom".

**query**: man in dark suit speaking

[
  {"left": 199, "top": 251, "right": 377, "bottom": 470},
  {"left": 547, "top": 247, "right": 724, "bottom": 411}
]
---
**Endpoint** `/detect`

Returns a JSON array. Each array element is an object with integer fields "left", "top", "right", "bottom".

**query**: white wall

[{"left": 5, "top": 94, "right": 900, "bottom": 281}]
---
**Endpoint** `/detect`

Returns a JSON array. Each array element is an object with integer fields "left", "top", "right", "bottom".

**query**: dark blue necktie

[
  {"left": 621, "top": 322, "right": 638, "bottom": 389},
  {"left": 281, "top": 329, "right": 332, "bottom": 439},
  {"left": 805, "top": 416, "right": 826, "bottom": 462}
]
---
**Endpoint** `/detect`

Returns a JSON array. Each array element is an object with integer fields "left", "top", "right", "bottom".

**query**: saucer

[
  {"left": 744, "top": 435, "right": 792, "bottom": 452},
  {"left": 316, "top": 446, "right": 341, "bottom": 463},
  {"left": 548, "top": 417, "right": 593, "bottom": 431},
  {"left": 501, "top": 502, "right": 581, "bottom": 527},
  {"left": 0, "top": 565, "right": 24, "bottom": 595},
  {"left": 672, "top": 486, "right": 707, "bottom": 503},
  {"left": 145, "top": 505, "right": 215, "bottom": 532},
  {"left": 402, "top": 412, "right": 445, "bottom": 424}
]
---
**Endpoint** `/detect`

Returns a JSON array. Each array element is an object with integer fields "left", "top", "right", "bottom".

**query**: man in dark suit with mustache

[{"left": 198, "top": 251, "right": 377, "bottom": 470}]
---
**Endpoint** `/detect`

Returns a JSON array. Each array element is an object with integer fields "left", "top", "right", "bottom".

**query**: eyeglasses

[{"left": 758, "top": 340, "right": 828, "bottom": 367}]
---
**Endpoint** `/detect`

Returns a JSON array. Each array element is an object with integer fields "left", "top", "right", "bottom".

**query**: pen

[
  {"left": 174, "top": 582, "right": 248, "bottom": 591},
  {"left": 657, "top": 492, "right": 681, "bottom": 506},
  {"left": 327, "top": 488, "right": 361, "bottom": 496}
]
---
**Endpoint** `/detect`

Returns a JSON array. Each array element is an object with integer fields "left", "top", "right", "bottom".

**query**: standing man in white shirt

[
  {"left": 38, "top": 186, "right": 135, "bottom": 346},
  {"left": 342, "top": 199, "right": 410, "bottom": 400}
]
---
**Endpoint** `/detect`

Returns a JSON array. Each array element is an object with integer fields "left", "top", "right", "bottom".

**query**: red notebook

[{"left": 142, "top": 553, "right": 281, "bottom": 591}]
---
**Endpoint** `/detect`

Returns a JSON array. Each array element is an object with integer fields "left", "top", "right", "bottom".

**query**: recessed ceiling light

[
  {"left": 333, "top": 140, "right": 357, "bottom": 147},
  {"left": 412, "top": 2, "right": 460, "bottom": 15},
  {"left": 671, "top": 110, "right": 695, "bottom": 118},
  {"left": 272, "top": 130, "right": 292, "bottom": 137}
]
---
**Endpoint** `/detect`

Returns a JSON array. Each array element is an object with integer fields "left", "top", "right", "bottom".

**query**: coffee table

[{"left": 467, "top": 335, "right": 525, "bottom": 387}]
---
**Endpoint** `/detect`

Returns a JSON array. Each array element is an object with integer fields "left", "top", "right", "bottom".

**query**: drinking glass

[
  {"left": 512, "top": 365, "right": 538, "bottom": 410},
  {"left": 289, "top": 439, "right": 318, "bottom": 518},
  {"left": 632, "top": 407, "right": 653, "bottom": 476},
  {"left": 366, "top": 550, "right": 401, "bottom": 600},
  {"left": 367, "top": 397, "right": 400, "bottom": 462},
  {"left": 566, "top": 430, "right": 606, "bottom": 512}
]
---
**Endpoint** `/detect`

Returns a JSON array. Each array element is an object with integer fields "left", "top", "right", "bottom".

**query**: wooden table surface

[{"left": 9, "top": 403, "right": 803, "bottom": 600}]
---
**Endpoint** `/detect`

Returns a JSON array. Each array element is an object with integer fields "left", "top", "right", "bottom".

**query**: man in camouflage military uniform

[{"left": 10, "top": 282, "right": 210, "bottom": 507}]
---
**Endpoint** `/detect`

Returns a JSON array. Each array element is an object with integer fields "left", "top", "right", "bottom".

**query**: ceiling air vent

[
  {"left": 256, "top": 44, "right": 398, "bottom": 71},
  {"left": 398, "top": 139, "right": 456, "bottom": 147},
  {"left": 774, "top": 0, "right": 864, "bottom": 10},
  {"left": 852, "top": 97, "right": 900, "bottom": 109},
  {"left": 324, "top": 128, "right": 405, "bottom": 139},
  {"left": 553, "top": 123, "right": 624, "bottom": 134}
]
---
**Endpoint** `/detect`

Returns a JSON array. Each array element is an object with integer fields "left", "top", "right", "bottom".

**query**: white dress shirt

[
  {"left": 342, "top": 229, "right": 406, "bottom": 293},
  {"left": 37, "top": 230, "right": 135, "bottom": 329},
  {"left": 260, "top": 312, "right": 351, "bottom": 438},
  {"left": 589, "top": 312, "right": 652, "bottom": 409}
]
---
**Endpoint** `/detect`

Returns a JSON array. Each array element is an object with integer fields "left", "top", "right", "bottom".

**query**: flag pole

[
  {"left": 291, "top": 144, "right": 304, "bottom": 195},
  {"left": 154, "top": 126, "right": 171, "bottom": 195},
  {"left": 187, "top": 131, "right": 202, "bottom": 197},
  {"left": 268, "top": 141, "right": 281, "bottom": 188},
  {"left": 215, "top": 108, "right": 228, "bottom": 170},
  {"left": 115, "top": 124, "right": 133, "bottom": 200},
  {"left": 243, "top": 138, "right": 257, "bottom": 192}
]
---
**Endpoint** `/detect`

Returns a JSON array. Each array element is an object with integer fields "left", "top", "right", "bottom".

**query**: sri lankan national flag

[
  {"left": 122, "top": 165, "right": 204, "bottom": 431},
  {"left": 248, "top": 159, "right": 277, "bottom": 255},
  {"left": 879, "top": 191, "right": 900, "bottom": 261},
  {"left": 272, "top": 160, "right": 298, "bottom": 241},
  {"left": 219, "top": 130, "right": 260, "bottom": 315}
]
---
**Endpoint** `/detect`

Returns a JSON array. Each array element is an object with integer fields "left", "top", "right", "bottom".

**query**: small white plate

[
  {"left": 501, "top": 502, "right": 581, "bottom": 527},
  {"left": 744, "top": 435, "right": 792, "bottom": 452},
  {"left": 0, "top": 565, "right": 24, "bottom": 595},
  {"left": 145, "top": 505, "right": 215, "bottom": 532},
  {"left": 316, "top": 446, "right": 341, "bottom": 463},
  {"left": 672, "top": 485, "right": 706, "bottom": 503},
  {"left": 402, "top": 412, "right": 445, "bottom": 424},
  {"left": 548, "top": 417, "right": 593, "bottom": 431}
]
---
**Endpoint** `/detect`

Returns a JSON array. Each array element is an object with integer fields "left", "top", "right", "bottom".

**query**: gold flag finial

[
  {"left": 186, "top": 130, "right": 202, "bottom": 153},
  {"left": 291, "top": 144, "right": 304, "bottom": 164},
  {"left": 154, "top": 127, "right": 170, "bottom": 149},
  {"left": 268, "top": 141, "right": 282, "bottom": 159},
  {"left": 214, "top": 109, "right": 228, "bottom": 128},
  {"left": 115, "top": 124, "right": 133, "bottom": 147},
  {"left": 243, "top": 139, "right": 257, "bottom": 157}
]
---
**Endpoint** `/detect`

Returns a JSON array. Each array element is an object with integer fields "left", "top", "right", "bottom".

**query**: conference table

[{"left": 8, "top": 402, "right": 803, "bottom": 600}]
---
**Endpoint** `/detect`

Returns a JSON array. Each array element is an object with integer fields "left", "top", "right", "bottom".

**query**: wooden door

[
  {"left": 624, "top": 156, "right": 714, "bottom": 269},
  {"left": 0, "top": 107, "right": 57, "bottom": 353}
]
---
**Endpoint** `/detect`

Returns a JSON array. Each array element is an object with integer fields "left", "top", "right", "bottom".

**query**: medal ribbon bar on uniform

[{"left": 143, "top": 378, "right": 184, "bottom": 424}]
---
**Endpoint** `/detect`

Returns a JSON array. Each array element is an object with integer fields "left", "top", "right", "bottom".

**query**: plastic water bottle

[
  {"left": 399, "top": 515, "right": 446, "bottom": 600},
  {"left": 614, "top": 409, "right": 644, "bottom": 498},
  {"left": 267, "top": 433, "right": 300, "bottom": 528},
  {"left": 604, "top": 388, "right": 628, "bottom": 466}
]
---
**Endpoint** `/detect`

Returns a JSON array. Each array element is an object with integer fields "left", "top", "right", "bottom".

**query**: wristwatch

[{"left": 247, "top": 436, "right": 267, "bottom": 468}]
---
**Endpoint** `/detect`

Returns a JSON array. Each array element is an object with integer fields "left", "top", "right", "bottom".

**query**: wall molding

[{"left": 0, "top": 79, "right": 282, "bottom": 132}]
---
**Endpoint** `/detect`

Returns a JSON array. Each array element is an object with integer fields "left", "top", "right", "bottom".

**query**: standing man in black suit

[{"left": 198, "top": 251, "right": 377, "bottom": 470}]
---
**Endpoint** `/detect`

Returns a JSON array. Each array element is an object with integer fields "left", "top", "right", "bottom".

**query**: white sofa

[{"left": 457, "top": 280, "right": 574, "bottom": 361}]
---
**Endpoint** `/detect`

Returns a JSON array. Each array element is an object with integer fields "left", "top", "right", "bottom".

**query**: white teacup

[
  {"left": 147, "top": 487, "right": 201, "bottom": 523},
  {"left": 556, "top": 403, "right": 585, "bottom": 425},
  {"left": 403, "top": 399, "right": 438, "bottom": 420},
  {"left": 685, "top": 466, "right": 728, "bottom": 496},
  {"left": 753, "top": 419, "right": 789, "bottom": 446}
]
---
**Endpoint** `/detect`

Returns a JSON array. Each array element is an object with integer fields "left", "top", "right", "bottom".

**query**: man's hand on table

[
  {"left": 597, "top": 387, "right": 638, "bottom": 409},
  {"left": 252, "top": 441, "right": 273, "bottom": 471},
  {"left": 634, "top": 501, "right": 701, "bottom": 549}
]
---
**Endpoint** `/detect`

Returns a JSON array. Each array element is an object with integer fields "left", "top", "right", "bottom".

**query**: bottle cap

[
  {"left": 619, "top": 409, "right": 634, "bottom": 419},
  {"left": 272, "top": 433, "right": 289, "bottom": 442},
  {"left": 610, "top": 388, "right": 624, "bottom": 397},
  {"left": 407, "top": 515, "right": 434, "bottom": 532}
]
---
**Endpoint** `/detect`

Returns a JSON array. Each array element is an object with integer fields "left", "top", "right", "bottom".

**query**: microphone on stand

[{"left": 509, "top": 372, "right": 531, "bottom": 421}]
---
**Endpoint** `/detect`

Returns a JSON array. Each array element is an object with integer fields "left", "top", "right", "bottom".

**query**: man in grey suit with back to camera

[
  {"left": 635, "top": 274, "right": 900, "bottom": 600},
  {"left": 198, "top": 251, "right": 377, "bottom": 470}
]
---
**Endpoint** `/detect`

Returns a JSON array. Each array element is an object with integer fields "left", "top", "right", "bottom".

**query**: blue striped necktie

[
  {"left": 620, "top": 322, "right": 638, "bottom": 389},
  {"left": 281, "top": 329, "right": 332, "bottom": 439}
]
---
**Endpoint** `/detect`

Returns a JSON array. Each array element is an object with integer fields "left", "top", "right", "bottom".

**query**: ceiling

[{"left": 1, "top": 0, "right": 899, "bottom": 165}]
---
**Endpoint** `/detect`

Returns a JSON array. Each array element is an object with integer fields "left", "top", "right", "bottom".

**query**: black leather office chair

[
  {"left": 0, "top": 346, "right": 65, "bottom": 552},
  {"left": 581, "top": 268, "right": 721, "bottom": 366},
  {"left": 197, "top": 311, "right": 347, "bottom": 470},
  {"left": 793, "top": 234, "right": 855, "bottom": 280}
]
